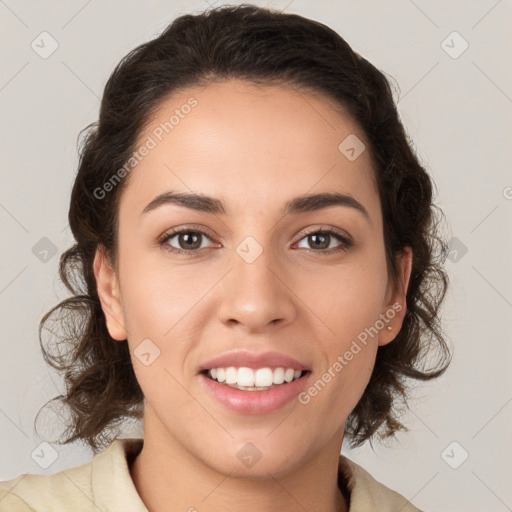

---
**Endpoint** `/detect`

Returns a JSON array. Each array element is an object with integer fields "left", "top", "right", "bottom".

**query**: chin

[{"left": 195, "top": 438, "right": 307, "bottom": 480}]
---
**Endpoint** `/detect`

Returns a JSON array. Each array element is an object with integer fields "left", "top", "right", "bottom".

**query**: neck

[{"left": 129, "top": 410, "right": 349, "bottom": 512}]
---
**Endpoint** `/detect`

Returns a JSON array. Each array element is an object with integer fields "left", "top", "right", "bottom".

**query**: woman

[{"left": 0, "top": 4, "right": 450, "bottom": 511}]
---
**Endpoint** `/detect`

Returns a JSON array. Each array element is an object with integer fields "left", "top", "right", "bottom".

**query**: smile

[{"left": 200, "top": 368, "right": 311, "bottom": 414}]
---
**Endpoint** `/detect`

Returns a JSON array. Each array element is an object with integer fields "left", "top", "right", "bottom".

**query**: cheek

[
  {"left": 300, "top": 251, "right": 386, "bottom": 415},
  {"left": 118, "top": 248, "right": 202, "bottom": 336},
  {"left": 121, "top": 279, "right": 171, "bottom": 337},
  {"left": 325, "top": 345, "right": 377, "bottom": 425},
  {"left": 118, "top": 261, "right": 198, "bottom": 408},
  {"left": 117, "top": 254, "right": 211, "bottom": 385},
  {"left": 303, "top": 325, "right": 378, "bottom": 427},
  {"left": 307, "top": 253, "right": 389, "bottom": 337}
]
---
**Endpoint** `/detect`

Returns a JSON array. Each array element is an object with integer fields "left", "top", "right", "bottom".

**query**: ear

[
  {"left": 93, "top": 245, "right": 128, "bottom": 341},
  {"left": 378, "top": 246, "right": 413, "bottom": 347}
]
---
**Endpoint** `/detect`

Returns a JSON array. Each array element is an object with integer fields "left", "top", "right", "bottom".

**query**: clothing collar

[{"left": 91, "top": 437, "right": 420, "bottom": 511}]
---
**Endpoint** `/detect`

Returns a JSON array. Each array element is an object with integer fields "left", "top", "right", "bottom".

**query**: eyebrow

[{"left": 142, "top": 191, "right": 370, "bottom": 220}]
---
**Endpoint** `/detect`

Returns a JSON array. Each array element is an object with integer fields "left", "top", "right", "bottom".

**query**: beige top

[{"left": 0, "top": 438, "right": 422, "bottom": 511}]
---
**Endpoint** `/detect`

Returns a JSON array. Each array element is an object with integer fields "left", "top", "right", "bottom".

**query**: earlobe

[
  {"left": 378, "top": 246, "right": 413, "bottom": 347},
  {"left": 93, "top": 245, "right": 128, "bottom": 341}
]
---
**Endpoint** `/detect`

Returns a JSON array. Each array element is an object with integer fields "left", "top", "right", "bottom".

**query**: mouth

[
  {"left": 199, "top": 366, "right": 311, "bottom": 414},
  {"left": 200, "top": 367, "right": 311, "bottom": 391}
]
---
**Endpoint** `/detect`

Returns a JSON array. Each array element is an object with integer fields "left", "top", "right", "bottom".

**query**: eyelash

[{"left": 158, "top": 226, "right": 353, "bottom": 256}]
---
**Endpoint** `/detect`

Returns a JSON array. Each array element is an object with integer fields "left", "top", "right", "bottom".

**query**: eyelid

[
  {"left": 159, "top": 223, "right": 216, "bottom": 240},
  {"left": 292, "top": 227, "right": 353, "bottom": 254},
  {"left": 158, "top": 224, "right": 219, "bottom": 249},
  {"left": 158, "top": 224, "right": 354, "bottom": 255},
  {"left": 295, "top": 225, "right": 353, "bottom": 244},
  {"left": 159, "top": 224, "right": 352, "bottom": 242}
]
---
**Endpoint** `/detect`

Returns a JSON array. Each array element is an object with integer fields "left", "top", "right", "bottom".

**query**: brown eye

[
  {"left": 306, "top": 233, "right": 330, "bottom": 250},
  {"left": 160, "top": 229, "right": 214, "bottom": 254},
  {"left": 176, "top": 232, "right": 203, "bottom": 250},
  {"left": 296, "top": 229, "right": 352, "bottom": 252}
]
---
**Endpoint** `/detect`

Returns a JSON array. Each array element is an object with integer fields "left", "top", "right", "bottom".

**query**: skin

[{"left": 94, "top": 79, "right": 412, "bottom": 512}]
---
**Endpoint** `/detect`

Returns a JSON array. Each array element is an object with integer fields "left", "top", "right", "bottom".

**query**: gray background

[{"left": 1, "top": 1, "right": 511, "bottom": 510}]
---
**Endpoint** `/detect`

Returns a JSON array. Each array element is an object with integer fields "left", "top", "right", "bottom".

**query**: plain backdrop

[{"left": 1, "top": 1, "right": 511, "bottom": 510}]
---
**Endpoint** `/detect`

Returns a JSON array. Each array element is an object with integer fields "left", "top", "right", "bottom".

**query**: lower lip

[{"left": 199, "top": 372, "right": 310, "bottom": 415}]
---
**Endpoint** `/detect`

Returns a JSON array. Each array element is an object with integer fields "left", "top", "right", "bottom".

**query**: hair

[{"left": 35, "top": 3, "right": 451, "bottom": 453}]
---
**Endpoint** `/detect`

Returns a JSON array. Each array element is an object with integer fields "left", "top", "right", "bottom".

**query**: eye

[
  {"left": 158, "top": 226, "right": 353, "bottom": 256},
  {"left": 295, "top": 228, "right": 352, "bottom": 253},
  {"left": 159, "top": 228, "right": 216, "bottom": 255}
]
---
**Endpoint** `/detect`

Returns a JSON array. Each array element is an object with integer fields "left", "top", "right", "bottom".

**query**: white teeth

[
  {"left": 273, "top": 367, "right": 285, "bottom": 384},
  {"left": 284, "top": 368, "right": 295, "bottom": 382},
  {"left": 238, "top": 367, "right": 255, "bottom": 387},
  {"left": 225, "top": 367, "right": 237, "bottom": 384},
  {"left": 206, "top": 366, "right": 304, "bottom": 388}
]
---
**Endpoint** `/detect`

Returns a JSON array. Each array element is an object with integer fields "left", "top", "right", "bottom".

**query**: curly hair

[{"left": 35, "top": 3, "right": 451, "bottom": 453}]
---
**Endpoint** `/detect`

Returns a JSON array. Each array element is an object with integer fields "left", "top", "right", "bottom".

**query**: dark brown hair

[{"left": 35, "top": 3, "right": 451, "bottom": 452}]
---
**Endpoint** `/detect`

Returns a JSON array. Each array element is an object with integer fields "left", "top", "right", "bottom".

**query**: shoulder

[
  {"left": 0, "top": 475, "right": 34, "bottom": 511},
  {"left": 0, "top": 438, "right": 146, "bottom": 512},
  {"left": 0, "top": 454, "right": 95, "bottom": 512},
  {"left": 339, "top": 454, "right": 425, "bottom": 512}
]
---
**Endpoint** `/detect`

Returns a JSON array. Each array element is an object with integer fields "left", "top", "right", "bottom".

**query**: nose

[{"left": 216, "top": 244, "right": 298, "bottom": 332}]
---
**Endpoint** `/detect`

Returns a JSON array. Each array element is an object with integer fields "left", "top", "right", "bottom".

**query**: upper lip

[{"left": 198, "top": 350, "right": 310, "bottom": 373}]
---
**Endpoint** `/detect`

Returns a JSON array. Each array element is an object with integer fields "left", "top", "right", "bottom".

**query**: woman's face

[{"left": 95, "top": 79, "right": 410, "bottom": 477}]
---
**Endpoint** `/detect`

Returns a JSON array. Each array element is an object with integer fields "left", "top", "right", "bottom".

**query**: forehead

[{"left": 119, "top": 79, "right": 380, "bottom": 222}]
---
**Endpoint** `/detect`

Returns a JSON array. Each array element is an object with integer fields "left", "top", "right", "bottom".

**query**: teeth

[{"left": 206, "top": 367, "right": 303, "bottom": 388}]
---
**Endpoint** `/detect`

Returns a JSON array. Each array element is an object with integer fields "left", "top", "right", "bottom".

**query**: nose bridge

[{"left": 217, "top": 235, "right": 296, "bottom": 330}]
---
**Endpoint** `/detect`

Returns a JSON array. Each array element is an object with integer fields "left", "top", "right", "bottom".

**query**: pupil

[
  {"left": 181, "top": 233, "right": 200, "bottom": 249},
  {"left": 310, "top": 234, "right": 328, "bottom": 249}
]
